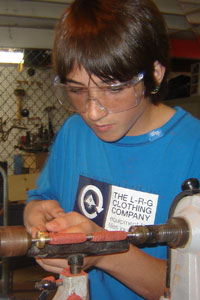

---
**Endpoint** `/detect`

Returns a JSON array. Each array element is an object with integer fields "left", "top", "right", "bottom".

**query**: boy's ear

[{"left": 153, "top": 60, "right": 166, "bottom": 85}]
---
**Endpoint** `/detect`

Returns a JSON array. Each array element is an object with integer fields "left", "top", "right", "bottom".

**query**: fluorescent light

[{"left": 0, "top": 50, "right": 24, "bottom": 64}]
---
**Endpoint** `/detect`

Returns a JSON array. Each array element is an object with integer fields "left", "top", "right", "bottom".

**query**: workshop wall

[{"left": 0, "top": 49, "right": 71, "bottom": 175}]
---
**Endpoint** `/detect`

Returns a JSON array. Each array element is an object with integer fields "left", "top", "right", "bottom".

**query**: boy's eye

[
  {"left": 105, "top": 85, "right": 126, "bottom": 93},
  {"left": 67, "top": 86, "right": 86, "bottom": 94}
]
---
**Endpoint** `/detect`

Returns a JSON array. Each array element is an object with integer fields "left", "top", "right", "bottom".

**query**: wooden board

[{"left": 8, "top": 173, "right": 39, "bottom": 202}]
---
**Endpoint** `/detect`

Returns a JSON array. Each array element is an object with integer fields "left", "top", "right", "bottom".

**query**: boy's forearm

[{"left": 96, "top": 244, "right": 166, "bottom": 300}]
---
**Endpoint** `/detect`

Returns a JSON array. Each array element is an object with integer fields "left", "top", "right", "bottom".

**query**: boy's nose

[{"left": 87, "top": 98, "right": 108, "bottom": 120}]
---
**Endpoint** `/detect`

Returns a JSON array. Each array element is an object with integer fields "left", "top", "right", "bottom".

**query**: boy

[{"left": 24, "top": 0, "right": 200, "bottom": 299}]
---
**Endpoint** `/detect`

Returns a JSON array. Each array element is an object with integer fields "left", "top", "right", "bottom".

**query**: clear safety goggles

[{"left": 53, "top": 72, "right": 144, "bottom": 114}]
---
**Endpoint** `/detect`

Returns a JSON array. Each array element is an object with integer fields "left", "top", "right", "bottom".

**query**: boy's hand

[
  {"left": 24, "top": 202, "right": 103, "bottom": 273},
  {"left": 36, "top": 211, "right": 104, "bottom": 273},
  {"left": 24, "top": 199, "right": 65, "bottom": 236}
]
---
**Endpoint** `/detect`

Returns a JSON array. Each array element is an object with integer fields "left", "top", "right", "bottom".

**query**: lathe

[{"left": 0, "top": 178, "right": 200, "bottom": 300}]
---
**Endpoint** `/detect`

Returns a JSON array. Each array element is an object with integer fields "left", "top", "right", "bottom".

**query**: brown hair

[{"left": 53, "top": 0, "right": 169, "bottom": 103}]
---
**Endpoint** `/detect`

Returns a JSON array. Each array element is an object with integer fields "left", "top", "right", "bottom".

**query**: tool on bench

[
  {"left": 0, "top": 178, "right": 200, "bottom": 299},
  {"left": 14, "top": 88, "right": 26, "bottom": 124},
  {"left": 44, "top": 106, "right": 55, "bottom": 142}
]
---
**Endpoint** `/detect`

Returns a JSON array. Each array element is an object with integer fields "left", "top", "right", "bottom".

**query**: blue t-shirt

[{"left": 28, "top": 106, "right": 200, "bottom": 300}]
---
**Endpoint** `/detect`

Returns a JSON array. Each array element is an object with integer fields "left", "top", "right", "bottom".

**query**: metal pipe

[
  {"left": 0, "top": 165, "right": 8, "bottom": 226},
  {"left": 0, "top": 165, "right": 9, "bottom": 296}
]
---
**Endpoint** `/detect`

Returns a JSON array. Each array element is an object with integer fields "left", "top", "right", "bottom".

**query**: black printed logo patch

[{"left": 74, "top": 176, "right": 158, "bottom": 231}]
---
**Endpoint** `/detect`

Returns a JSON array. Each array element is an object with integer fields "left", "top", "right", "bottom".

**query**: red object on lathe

[
  {"left": 91, "top": 231, "right": 127, "bottom": 242},
  {"left": 49, "top": 232, "right": 87, "bottom": 244}
]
